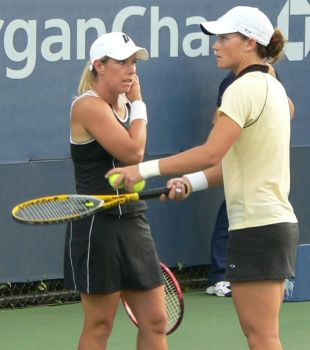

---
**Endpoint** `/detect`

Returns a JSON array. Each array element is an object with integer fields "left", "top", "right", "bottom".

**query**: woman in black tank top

[{"left": 64, "top": 32, "right": 168, "bottom": 350}]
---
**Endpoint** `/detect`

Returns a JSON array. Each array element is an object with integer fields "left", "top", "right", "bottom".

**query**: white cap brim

[
  {"left": 108, "top": 47, "right": 149, "bottom": 61},
  {"left": 200, "top": 7, "right": 275, "bottom": 46},
  {"left": 200, "top": 21, "right": 236, "bottom": 35}
]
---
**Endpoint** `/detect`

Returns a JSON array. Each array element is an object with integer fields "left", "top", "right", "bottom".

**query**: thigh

[
  {"left": 81, "top": 292, "right": 121, "bottom": 326},
  {"left": 231, "top": 280, "right": 285, "bottom": 334},
  {"left": 122, "top": 285, "right": 167, "bottom": 324}
]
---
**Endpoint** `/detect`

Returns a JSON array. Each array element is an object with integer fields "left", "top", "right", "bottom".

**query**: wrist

[
  {"left": 138, "top": 160, "right": 161, "bottom": 179},
  {"left": 130, "top": 100, "right": 147, "bottom": 125},
  {"left": 183, "top": 171, "right": 208, "bottom": 192}
]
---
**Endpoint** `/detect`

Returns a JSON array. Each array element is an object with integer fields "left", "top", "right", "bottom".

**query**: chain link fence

[{"left": 0, "top": 265, "right": 209, "bottom": 309}]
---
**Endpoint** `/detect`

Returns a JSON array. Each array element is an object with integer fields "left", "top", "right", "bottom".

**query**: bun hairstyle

[{"left": 257, "top": 28, "right": 286, "bottom": 63}]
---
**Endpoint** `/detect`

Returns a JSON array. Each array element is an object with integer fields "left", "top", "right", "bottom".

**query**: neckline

[
  {"left": 111, "top": 98, "right": 129, "bottom": 123},
  {"left": 237, "top": 64, "right": 269, "bottom": 79},
  {"left": 89, "top": 90, "right": 129, "bottom": 123}
]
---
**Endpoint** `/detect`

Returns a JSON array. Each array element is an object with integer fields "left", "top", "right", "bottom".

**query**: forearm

[
  {"left": 159, "top": 145, "right": 219, "bottom": 176},
  {"left": 121, "top": 100, "right": 148, "bottom": 164},
  {"left": 182, "top": 162, "right": 222, "bottom": 193},
  {"left": 203, "top": 162, "right": 223, "bottom": 187}
]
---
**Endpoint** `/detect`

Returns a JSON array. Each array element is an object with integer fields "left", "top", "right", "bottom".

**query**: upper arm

[
  {"left": 71, "top": 97, "right": 147, "bottom": 164},
  {"left": 204, "top": 113, "right": 242, "bottom": 163}
]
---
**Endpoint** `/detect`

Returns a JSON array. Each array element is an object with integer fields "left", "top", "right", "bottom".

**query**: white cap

[
  {"left": 89, "top": 32, "right": 149, "bottom": 70},
  {"left": 200, "top": 6, "right": 274, "bottom": 47}
]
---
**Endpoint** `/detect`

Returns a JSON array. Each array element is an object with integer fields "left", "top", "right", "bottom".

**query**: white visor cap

[
  {"left": 200, "top": 6, "right": 274, "bottom": 47},
  {"left": 89, "top": 32, "right": 149, "bottom": 70}
]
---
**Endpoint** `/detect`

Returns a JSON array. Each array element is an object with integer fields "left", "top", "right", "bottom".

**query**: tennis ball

[
  {"left": 132, "top": 180, "right": 146, "bottom": 193},
  {"left": 108, "top": 174, "right": 124, "bottom": 189}
]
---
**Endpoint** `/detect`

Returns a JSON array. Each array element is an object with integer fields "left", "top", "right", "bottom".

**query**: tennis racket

[
  {"left": 122, "top": 262, "right": 184, "bottom": 335},
  {"left": 12, "top": 187, "right": 169, "bottom": 225}
]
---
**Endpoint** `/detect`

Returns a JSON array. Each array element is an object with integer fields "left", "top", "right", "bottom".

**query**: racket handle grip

[
  {"left": 139, "top": 187, "right": 169, "bottom": 199},
  {"left": 139, "top": 184, "right": 188, "bottom": 200}
]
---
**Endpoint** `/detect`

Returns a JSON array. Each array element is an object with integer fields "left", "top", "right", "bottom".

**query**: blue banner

[{"left": 0, "top": 0, "right": 309, "bottom": 164}]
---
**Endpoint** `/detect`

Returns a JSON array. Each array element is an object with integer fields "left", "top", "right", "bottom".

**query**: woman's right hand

[
  {"left": 126, "top": 74, "right": 142, "bottom": 102},
  {"left": 160, "top": 177, "right": 192, "bottom": 201}
]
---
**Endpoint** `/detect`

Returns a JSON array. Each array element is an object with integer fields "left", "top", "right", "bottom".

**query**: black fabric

[
  {"left": 71, "top": 141, "right": 147, "bottom": 216},
  {"left": 236, "top": 64, "right": 269, "bottom": 78},
  {"left": 70, "top": 101, "right": 147, "bottom": 216},
  {"left": 64, "top": 214, "right": 164, "bottom": 293},
  {"left": 225, "top": 223, "right": 299, "bottom": 282},
  {"left": 216, "top": 71, "right": 236, "bottom": 107}
]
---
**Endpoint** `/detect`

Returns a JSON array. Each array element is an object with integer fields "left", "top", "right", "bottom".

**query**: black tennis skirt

[
  {"left": 225, "top": 222, "right": 299, "bottom": 282},
  {"left": 64, "top": 213, "right": 164, "bottom": 294}
]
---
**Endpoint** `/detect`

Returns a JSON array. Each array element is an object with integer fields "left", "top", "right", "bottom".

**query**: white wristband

[
  {"left": 130, "top": 101, "right": 148, "bottom": 125},
  {"left": 138, "top": 160, "right": 161, "bottom": 179},
  {"left": 183, "top": 171, "right": 208, "bottom": 192}
]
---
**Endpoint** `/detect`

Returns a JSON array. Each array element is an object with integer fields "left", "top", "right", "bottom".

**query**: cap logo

[
  {"left": 244, "top": 28, "right": 252, "bottom": 34},
  {"left": 122, "top": 34, "right": 130, "bottom": 43}
]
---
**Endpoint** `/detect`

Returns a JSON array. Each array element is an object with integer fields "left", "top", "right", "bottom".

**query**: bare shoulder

[{"left": 71, "top": 95, "right": 112, "bottom": 122}]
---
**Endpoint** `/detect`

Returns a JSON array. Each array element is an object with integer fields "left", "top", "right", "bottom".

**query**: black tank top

[{"left": 70, "top": 91, "right": 147, "bottom": 216}]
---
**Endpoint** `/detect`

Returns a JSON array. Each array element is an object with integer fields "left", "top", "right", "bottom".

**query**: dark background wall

[{"left": 0, "top": 0, "right": 309, "bottom": 282}]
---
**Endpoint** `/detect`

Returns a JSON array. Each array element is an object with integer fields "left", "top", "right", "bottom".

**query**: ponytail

[
  {"left": 78, "top": 62, "right": 95, "bottom": 96},
  {"left": 76, "top": 57, "right": 110, "bottom": 96},
  {"left": 257, "top": 28, "right": 286, "bottom": 64}
]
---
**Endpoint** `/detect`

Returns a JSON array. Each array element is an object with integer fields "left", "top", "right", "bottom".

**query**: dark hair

[{"left": 257, "top": 28, "right": 286, "bottom": 63}]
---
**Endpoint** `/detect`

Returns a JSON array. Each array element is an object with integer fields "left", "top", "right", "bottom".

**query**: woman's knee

[
  {"left": 243, "top": 325, "right": 280, "bottom": 348},
  {"left": 139, "top": 311, "right": 168, "bottom": 335},
  {"left": 84, "top": 316, "right": 115, "bottom": 338}
]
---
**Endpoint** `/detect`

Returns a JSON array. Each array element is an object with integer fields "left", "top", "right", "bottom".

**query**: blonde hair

[
  {"left": 77, "top": 57, "right": 110, "bottom": 96},
  {"left": 77, "top": 62, "right": 95, "bottom": 96}
]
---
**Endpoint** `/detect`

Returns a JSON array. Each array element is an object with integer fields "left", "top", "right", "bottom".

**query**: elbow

[
  {"left": 129, "top": 152, "right": 144, "bottom": 164},
  {"left": 208, "top": 157, "right": 220, "bottom": 168},
  {"left": 205, "top": 152, "right": 222, "bottom": 168},
  {"left": 122, "top": 149, "right": 145, "bottom": 165},
  {"left": 198, "top": 144, "right": 223, "bottom": 169}
]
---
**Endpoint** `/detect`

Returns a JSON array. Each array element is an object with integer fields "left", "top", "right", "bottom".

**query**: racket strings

[
  {"left": 15, "top": 196, "right": 101, "bottom": 222},
  {"left": 162, "top": 269, "right": 182, "bottom": 332}
]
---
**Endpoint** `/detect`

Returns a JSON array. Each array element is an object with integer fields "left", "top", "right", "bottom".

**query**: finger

[
  {"left": 114, "top": 174, "right": 125, "bottom": 188},
  {"left": 160, "top": 194, "right": 168, "bottom": 202},
  {"left": 124, "top": 177, "right": 137, "bottom": 193},
  {"left": 166, "top": 179, "right": 174, "bottom": 189},
  {"left": 105, "top": 168, "right": 120, "bottom": 178},
  {"left": 168, "top": 184, "right": 180, "bottom": 200},
  {"left": 166, "top": 178, "right": 182, "bottom": 189},
  {"left": 175, "top": 187, "right": 182, "bottom": 194},
  {"left": 169, "top": 183, "right": 187, "bottom": 200},
  {"left": 173, "top": 181, "right": 185, "bottom": 194}
]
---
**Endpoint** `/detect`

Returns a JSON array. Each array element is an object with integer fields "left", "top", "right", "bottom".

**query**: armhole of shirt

[{"left": 70, "top": 91, "right": 100, "bottom": 144}]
